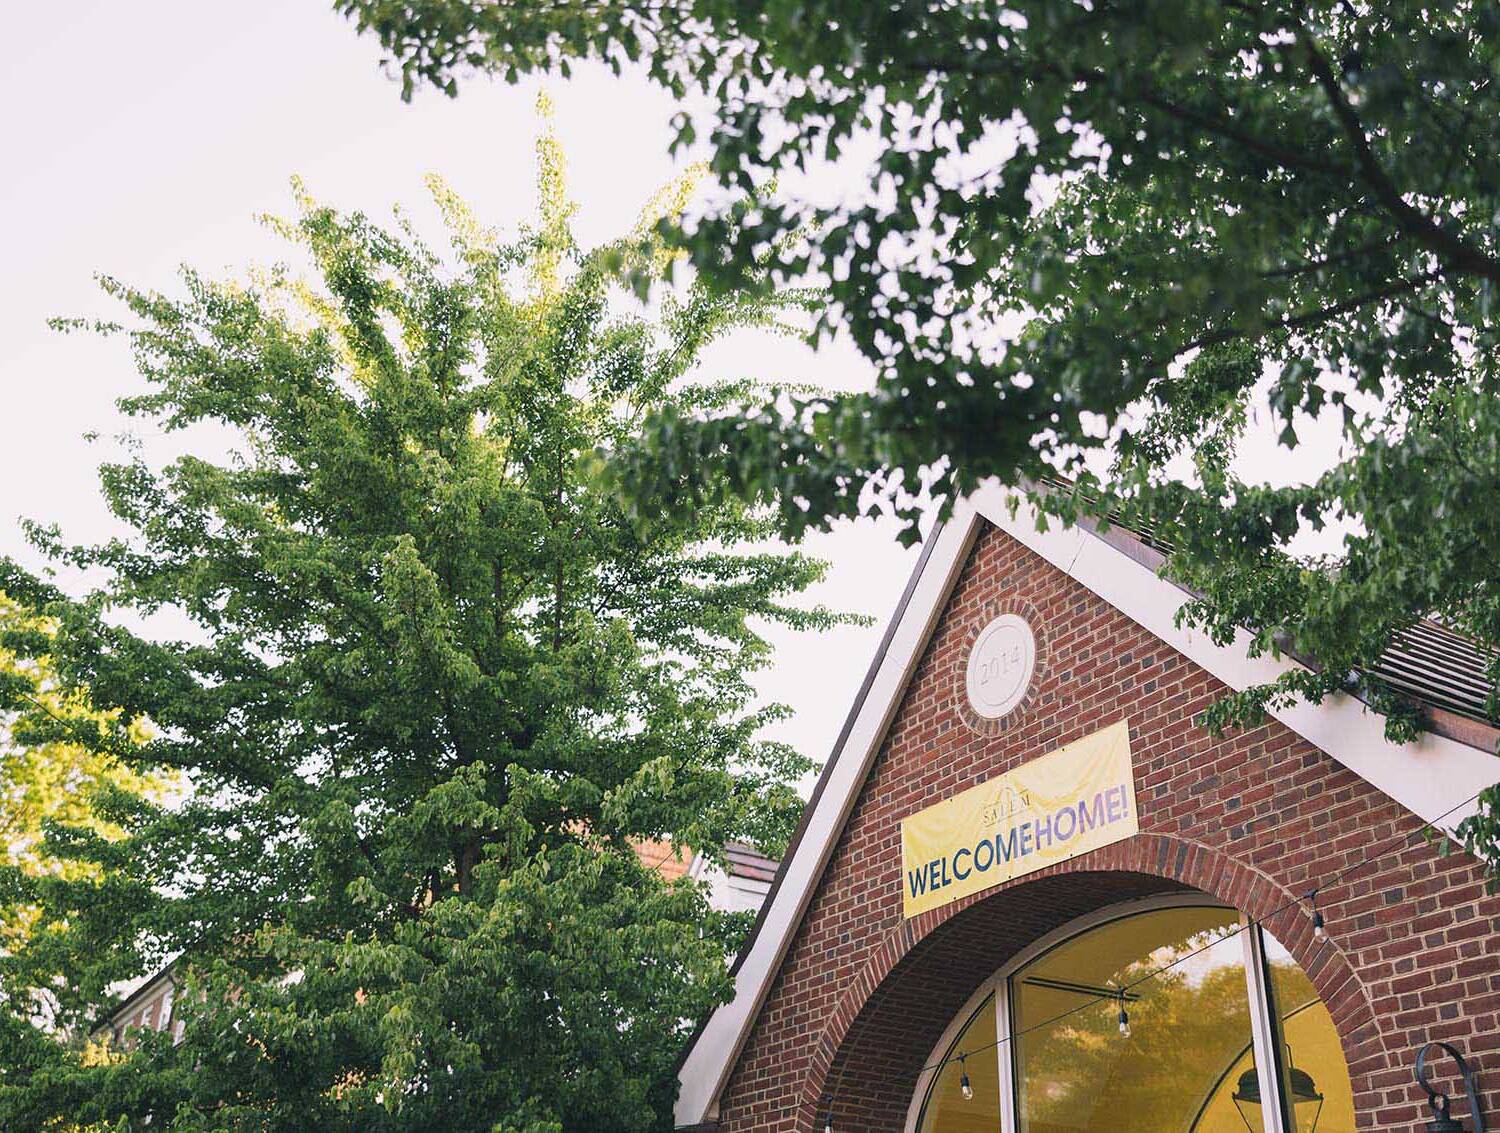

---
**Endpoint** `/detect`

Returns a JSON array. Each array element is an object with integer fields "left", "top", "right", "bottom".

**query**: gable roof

[
  {"left": 99, "top": 963, "right": 180, "bottom": 1038},
  {"left": 1051, "top": 475, "right": 1500, "bottom": 738},
  {"left": 722, "top": 842, "right": 779, "bottom": 885},
  {"left": 674, "top": 484, "right": 1500, "bottom": 1128}
]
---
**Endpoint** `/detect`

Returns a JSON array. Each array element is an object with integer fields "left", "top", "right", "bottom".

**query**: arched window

[{"left": 910, "top": 899, "right": 1355, "bottom": 1133}]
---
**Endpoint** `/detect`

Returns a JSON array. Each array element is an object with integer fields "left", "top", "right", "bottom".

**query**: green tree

[
  {"left": 0, "top": 591, "right": 169, "bottom": 1045},
  {"left": 1021, "top": 967, "right": 1255, "bottom": 1133},
  {"left": 335, "top": 1, "right": 1500, "bottom": 862},
  {"left": 0, "top": 111, "right": 846, "bottom": 1132},
  {"left": 0, "top": 594, "right": 165, "bottom": 885}
]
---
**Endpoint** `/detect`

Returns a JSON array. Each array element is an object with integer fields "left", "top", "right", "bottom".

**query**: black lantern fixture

[
  {"left": 1231, "top": 1064, "right": 1325, "bottom": 1133},
  {"left": 1415, "top": 1040, "right": 1487, "bottom": 1133}
]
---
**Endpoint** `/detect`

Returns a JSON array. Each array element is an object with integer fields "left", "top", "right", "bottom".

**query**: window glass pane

[
  {"left": 1012, "top": 906, "right": 1257, "bottom": 1133},
  {"left": 918, "top": 992, "right": 1002, "bottom": 1133},
  {"left": 1263, "top": 930, "right": 1356, "bottom": 1133}
]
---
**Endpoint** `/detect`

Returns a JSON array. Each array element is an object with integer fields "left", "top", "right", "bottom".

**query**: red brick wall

[
  {"left": 711, "top": 522, "right": 1500, "bottom": 1133},
  {"left": 110, "top": 979, "right": 176, "bottom": 1050}
]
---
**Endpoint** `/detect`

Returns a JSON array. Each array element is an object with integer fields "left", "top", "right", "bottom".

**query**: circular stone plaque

[{"left": 965, "top": 614, "right": 1037, "bottom": 720}]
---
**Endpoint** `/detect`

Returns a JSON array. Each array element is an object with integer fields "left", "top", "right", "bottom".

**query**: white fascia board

[
  {"left": 686, "top": 851, "right": 711, "bottom": 884},
  {"left": 674, "top": 504, "right": 984, "bottom": 1127},
  {"left": 972, "top": 484, "right": 1498, "bottom": 834}
]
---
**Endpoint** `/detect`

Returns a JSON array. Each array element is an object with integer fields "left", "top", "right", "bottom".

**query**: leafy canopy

[
  {"left": 337, "top": 1, "right": 1500, "bottom": 863},
  {"left": 0, "top": 594, "right": 169, "bottom": 959},
  {"left": 0, "top": 107, "right": 848, "bottom": 1133}
]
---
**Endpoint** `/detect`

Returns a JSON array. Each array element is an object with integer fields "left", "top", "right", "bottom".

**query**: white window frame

[{"left": 902, "top": 893, "right": 1293, "bottom": 1133}]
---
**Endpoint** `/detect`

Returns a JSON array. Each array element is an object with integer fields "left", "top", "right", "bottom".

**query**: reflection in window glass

[
  {"left": 1263, "top": 931, "right": 1356, "bottom": 1133},
  {"left": 918, "top": 993, "right": 1001, "bottom": 1133},
  {"left": 1011, "top": 907, "right": 1257, "bottom": 1133}
]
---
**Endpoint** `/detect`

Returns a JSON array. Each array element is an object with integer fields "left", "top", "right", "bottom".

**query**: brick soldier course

[{"left": 677, "top": 498, "right": 1500, "bottom": 1133}]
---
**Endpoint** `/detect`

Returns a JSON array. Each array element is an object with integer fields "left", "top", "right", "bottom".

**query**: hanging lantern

[
  {"left": 1415, "top": 1040, "right": 1487, "bottom": 1133},
  {"left": 1231, "top": 1065, "right": 1325, "bottom": 1133}
]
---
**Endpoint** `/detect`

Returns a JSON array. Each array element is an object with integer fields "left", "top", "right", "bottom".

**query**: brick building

[
  {"left": 675, "top": 487, "right": 1500, "bottom": 1133},
  {"left": 102, "top": 839, "right": 779, "bottom": 1047}
]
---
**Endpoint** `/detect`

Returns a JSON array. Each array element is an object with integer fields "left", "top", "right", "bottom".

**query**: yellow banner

[{"left": 900, "top": 720, "right": 1137, "bottom": 917}]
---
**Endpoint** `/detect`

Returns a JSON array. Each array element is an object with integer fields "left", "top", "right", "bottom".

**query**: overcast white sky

[{"left": 0, "top": 0, "right": 920, "bottom": 776}]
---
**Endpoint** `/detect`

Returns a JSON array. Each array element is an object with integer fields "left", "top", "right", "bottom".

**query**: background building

[{"left": 102, "top": 839, "right": 780, "bottom": 1047}]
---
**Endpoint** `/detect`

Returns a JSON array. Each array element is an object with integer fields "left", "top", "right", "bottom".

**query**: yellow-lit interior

[
  {"left": 918, "top": 993, "right": 1002, "bottom": 1133},
  {"left": 1265, "top": 934, "right": 1357, "bottom": 1133},
  {"left": 1013, "top": 906, "right": 1253, "bottom": 1133},
  {"left": 914, "top": 904, "right": 1359, "bottom": 1133}
]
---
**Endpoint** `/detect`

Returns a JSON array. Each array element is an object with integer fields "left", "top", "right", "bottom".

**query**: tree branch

[
  {"left": 1256, "top": 234, "right": 1405, "bottom": 280},
  {"left": 902, "top": 53, "right": 1355, "bottom": 182},
  {"left": 1293, "top": 23, "right": 1500, "bottom": 285},
  {"left": 1178, "top": 270, "right": 1443, "bottom": 357},
  {"left": 910, "top": 29, "right": 1500, "bottom": 289}
]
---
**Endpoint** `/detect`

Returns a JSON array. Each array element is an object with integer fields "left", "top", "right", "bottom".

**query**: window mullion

[
  {"left": 1240, "top": 915, "right": 1290, "bottom": 1133},
  {"left": 995, "top": 978, "right": 1018, "bottom": 1133}
]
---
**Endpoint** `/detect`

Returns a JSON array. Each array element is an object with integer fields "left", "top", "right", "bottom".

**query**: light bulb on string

[
  {"left": 959, "top": 1055, "right": 973, "bottom": 1101},
  {"left": 1106, "top": 981, "right": 1132, "bottom": 1038},
  {"left": 1309, "top": 890, "right": 1327, "bottom": 941}
]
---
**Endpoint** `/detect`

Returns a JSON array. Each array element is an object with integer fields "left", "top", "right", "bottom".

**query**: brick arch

[{"left": 792, "top": 833, "right": 1382, "bottom": 1133}]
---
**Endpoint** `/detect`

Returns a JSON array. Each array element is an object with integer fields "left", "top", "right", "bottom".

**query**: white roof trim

[
  {"left": 675, "top": 485, "right": 1499, "bottom": 1127},
  {"left": 988, "top": 487, "right": 1496, "bottom": 833},
  {"left": 674, "top": 503, "right": 984, "bottom": 1126}
]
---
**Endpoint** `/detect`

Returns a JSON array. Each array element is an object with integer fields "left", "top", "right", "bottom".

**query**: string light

[
  {"left": 803, "top": 786, "right": 1481, "bottom": 1123},
  {"left": 959, "top": 1055, "right": 973, "bottom": 1100},
  {"left": 1308, "top": 890, "right": 1327, "bottom": 942}
]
